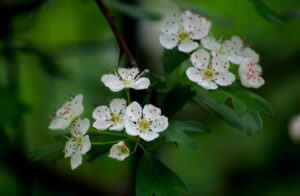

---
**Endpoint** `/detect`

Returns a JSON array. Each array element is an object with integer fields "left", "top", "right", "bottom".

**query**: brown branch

[{"left": 95, "top": 0, "right": 139, "bottom": 68}]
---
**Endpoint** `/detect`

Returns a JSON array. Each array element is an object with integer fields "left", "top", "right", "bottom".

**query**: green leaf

[
  {"left": 249, "top": 0, "right": 288, "bottom": 26},
  {"left": 161, "top": 84, "right": 196, "bottom": 116},
  {"left": 162, "top": 49, "right": 189, "bottom": 76},
  {"left": 194, "top": 88, "right": 269, "bottom": 135},
  {"left": 162, "top": 120, "right": 210, "bottom": 151},
  {"left": 136, "top": 154, "right": 189, "bottom": 196},
  {"left": 0, "top": 88, "right": 24, "bottom": 125},
  {"left": 29, "top": 144, "right": 64, "bottom": 164},
  {"left": 107, "top": 0, "right": 161, "bottom": 21}
]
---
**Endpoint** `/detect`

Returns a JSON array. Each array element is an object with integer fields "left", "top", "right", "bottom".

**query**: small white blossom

[
  {"left": 159, "top": 10, "right": 211, "bottom": 53},
  {"left": 64, "top": 118, "right": 91, "bottom": 170},
  {"left": 239, "top": 58, "right": 265, "bottom": 88},
  {"left": 92, "top": 98, "right": 126, "bottom": 131},
  {"left": 125, "top": 102, "right": 168, "bottom": 141},
  {"left": 186, "top": 49, "right": 235, "bottom": 90},
  {"left": 49, "top": 94, "right": 84, "bottom": 130},
  {"left": 101, "top": 68, "right": 150, "bottom": 92},
  {"left": 108, "top": 141, "right": 130, "bottom": 161}
]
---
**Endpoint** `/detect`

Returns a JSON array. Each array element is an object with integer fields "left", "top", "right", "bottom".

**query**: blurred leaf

[
  {"left": 148, "top": 72, "right": 166, "bottom": 89},
  {"left": 0, "top": 127, "right": 10, "bottom": 158},
  {"left": 136, "top": 154, "right": 189, "bottom": 196},
  {"left": 161, "top": 84, "right": 196, "bottom": 116},
  {"left": 0, "top": 88, "right": 23, "bottom": 125},
  {"left": 16, "top": 44, "right": 67, "bottom": 78},
  {"left": 87, "top": 145, "right": 110, "bottom": 162},
  {"left": 162, "top": 49, "right": 189, "bottom": 76},
  {"left": 107, "top": 0, "right": 161, "bottom": 21},
  {"left": 249, "top": 0, "right": 288, "bottom": 26},
  {"left": 29, "top": 144, "right": 64, "bottom": 164},
  {"left": 194, "top": 88, "right": 267, "bottom": 135},
  {"left": 162, "top": 120, "right": 210, "bottom": 151}
]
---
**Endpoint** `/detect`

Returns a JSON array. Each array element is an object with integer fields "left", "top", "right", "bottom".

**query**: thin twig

[{"left": 95, "top": 0, "right": 139, "bottom": 68}]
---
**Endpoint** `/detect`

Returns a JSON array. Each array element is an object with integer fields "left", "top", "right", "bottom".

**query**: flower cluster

[
  {"left": 49, "top": 95, "right": 91, "bottom": 170},
  {"left": 49, "top": 68, "right": 168, "bottom": 169},
  {"left": 160, "top": 10, "right": 265, "bottom": 89}
]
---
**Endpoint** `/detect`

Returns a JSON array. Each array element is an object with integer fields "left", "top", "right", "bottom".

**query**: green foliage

[
  {"left": 163, "top": 120, "right": 211, "bottom": 151},
  {"left": 162, "top": 49, "right": 189, "bottom": 76},
  {"left": 194, "top": 87, "right": 272, "bottom": 135},
  {"left": 249, "top": 0, "right": 288, "bottom": 26},
  {"left": 161, "top": 84, "right": 196, "bottom": 116},
  {"left": 0, "top": 88, "right": 24, "bottom": 126},
  {"left": 136, "top": 154, "right": 189, "bottom": 196},
  {"left": 107, "top": 0, "right": 161, "bottom": 21},
  {"left": 29, "top": 144, "right": 64, "bottom": 164}
]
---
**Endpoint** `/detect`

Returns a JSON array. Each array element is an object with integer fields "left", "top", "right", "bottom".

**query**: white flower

[
  {"left": 159, "top": 10, "right": 211, "bottom": 53},
  {"left": 108, "top": 141, "right": 130, "bottom": 161},
  {"left": 241, "top": 47, "right": 259, "bottom": 63},
  {"left": 239, "top": 58, "right": 265, "bottom": 88},
  {"left": 92, "top": 98, "right": 126, "bottom": 131},
  {"left": 101, "top": 68, "right": 150, "bottom": 92},
  {"left": 125, "top": 102, "right": 168, "bottom": 141},
  {"left": 186, "top": 49, "right": 235, "bottom": 90},
  {"left": 64, "top": 118, "right": 91, "bottom": 170},
  {"left": 49, "top": 94, "right": 84, "bottom": 130}
]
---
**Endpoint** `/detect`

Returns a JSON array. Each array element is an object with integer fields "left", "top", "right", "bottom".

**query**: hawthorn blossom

[
  {"left": 159, "top": 10, "right": 211, "bottom": 53},
  {"left": 49, "top": 94, "right": 84, "bottom": 130},
  {"left": 92, "top": 98, "right": 126, "bottom": 131},
  {"left": 239, "top": 58, "right": 265, "bottom": 88},
  {"left": 101, "top": 68, "right": 150, "bottom": 92},
  {"left": 289, "top": 114, "right": 300, "bottom": 142},
  {"left": 186, "top": 49, "right": 235, "bottom": 90},
  {"left": 125, "top": 102, "right": 168, "bottom": 141},
  {"left": 108, "top": 141, "right": 130, "bottom": 161},
  {"left": 64, "top": 118, "right": 91, "bottom": 170}
]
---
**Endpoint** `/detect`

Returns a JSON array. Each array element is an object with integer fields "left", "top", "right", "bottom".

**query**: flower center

[
  {"left": 137, "top": 119, "right": 150, "bottom": 132},
  {"left": 202, "top": 68, "right": 215, "bottom": 81},
  {"left": 121, "top": 79, "right": 132, "bottom": 87},
  {"left": 111, "top": 114, "right": 122, "bottom": 125},
  {"left": 178, "top": 31, "right": 190, "bottom": 42}
]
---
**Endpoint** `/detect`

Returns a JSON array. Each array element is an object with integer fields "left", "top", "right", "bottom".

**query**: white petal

[
  {"left": 101, "top": 74, "right": 124, "bottom": 92},
  {"left": 126, "top": 102, "right": 142, "bottom": 122},
  {"left": 109, "top": 122, "right": 125, "bottom": 131},
  {"left": 108, "top": 141, "right": 130, "bottom": 161},
  {"left": 150, "top": 116, "right": 168, "bottom": 133},
  {"left": 143, "top": 104, "right": 161, "bottom": 121},
  {"left": 92, "top": 106, "right": 111, "bottom": 121},
  {"left": 125, "top": 121, "right": 139, "bottom": 136},
  {"left": 69, "top": 94, "right": 84, "bottom": 117},
  {"left": 178, "top": 41, "right": 198, "bottom": 53},
  {"left": 109, "top": 98, "right": 126, "bottom": 115},
  {"left": 49, "top": 117, "right": 72, "bottom": 130},
  {"left": 198, "top": 78, "right": 218, "bottom": 90},
  {"left": 215, "top": 71, "right": 235, "bottom": 86},
  {"left": 118, "top": 67, "right": 139, "bottom": 81},
  {"left": 228, "top": 55, "right": 244, "bottom": 65},
  {"left": 161, "top": 20, "right": 179, "bottom": 34},
  {"left": 191, "top": 49, "right": 210, "bottom": 69},
  {"left": 81, "top": 135, "right": 91, "bottom": 155},
  {"left": 64, "top": 140, "right": 77, "bottom": 158},
  {"left": 190, "top": 18, "right": 211, "bottom": 40},
  {"left": 139, "top": 131, "right": 159, "bottom": 142},
  {"left": 70, "top": 118, "right": 90, "bottom": 137},
  {"left": 159, "top": 34, "right": 178, "bottom": 49},
  {"left": 186, "top": 67, "right": 202, "bottom": 84},
  {"left": 224, "top": 36, "right": 243, "bottom": 52},
  {"left": 239, "top": 60, "right": 265, "bottom": 88},
  {"left": 212, "top": 56, "right": 230, "bottom": 71},
  {"left": 70, "top": 153, "right": 82, "bottom": 170},
  {"left": 131, "top": 78, "right": 150, "bottom": 90},
  {"left": 93, "top": 120, "right": 111, "bottom": 130},
  {"left": 201, "top": 36, "right": 221, "bottom": 51},
  {"left": 242, "top": 47, "right": 259, "bottom": 63}
]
